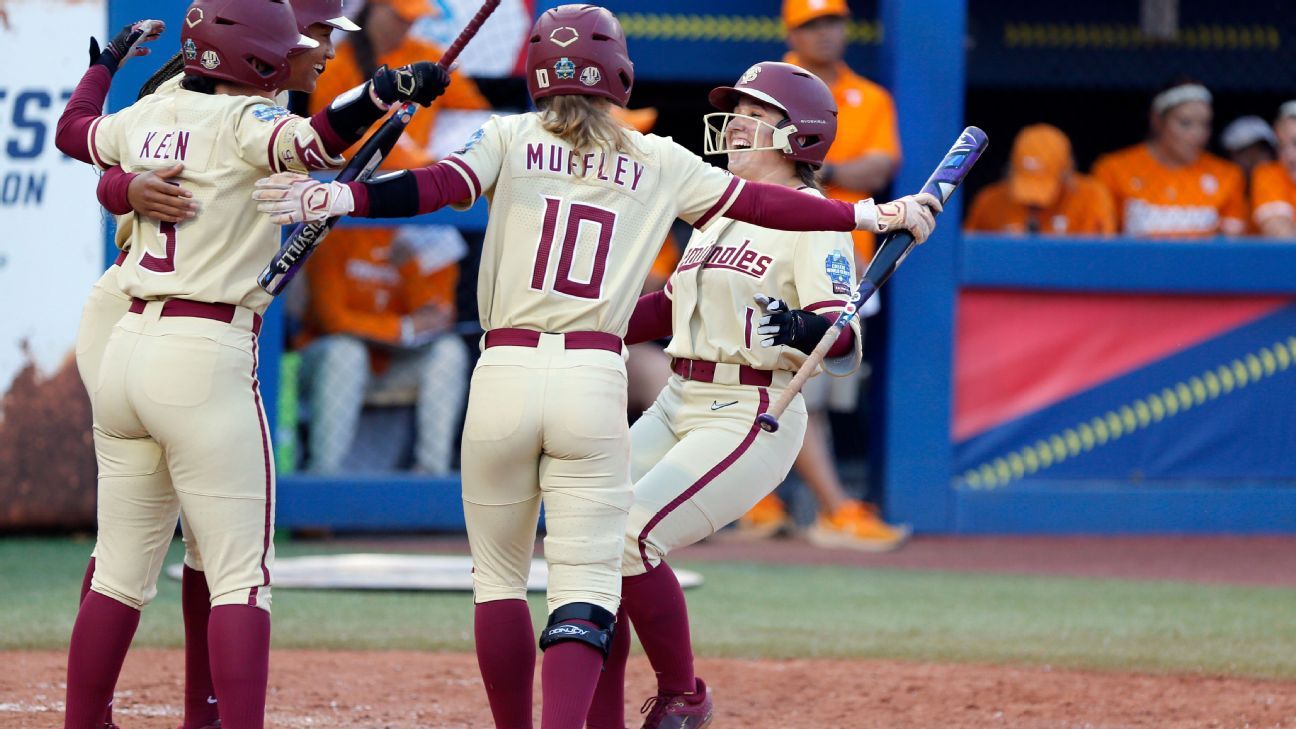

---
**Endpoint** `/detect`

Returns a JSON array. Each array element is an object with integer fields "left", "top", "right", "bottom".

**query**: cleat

[
  {"left": 639, "top": 678, "right": 714, "bottom": 729},
  {"left": 805, "top": 500, "right": 910, "bottom": 552}
]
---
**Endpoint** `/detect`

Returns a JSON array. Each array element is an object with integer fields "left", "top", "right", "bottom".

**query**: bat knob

[{"left": 756, "top": 413, "right": 780, "bottom": 433}]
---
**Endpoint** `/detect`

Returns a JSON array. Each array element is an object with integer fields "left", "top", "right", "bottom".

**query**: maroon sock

[
  {"left": 585, "top": 607, "right": 631, "bottom": 729},
  {"left": 208, "top": 604, "right": 270, "bottom": 729},
  {"left": 182, "top": 567, "right": 219, "bottom": 729},
  {"left": 78, "top": 558, "right": 117, "bottom": 727},
  {"left": 64, "top": 591, "right": 139, "bottom": 729},
  {"left": 621, "top": 562, "right": 696, "bottom": 695},
  {"left": 474, "top": 599, "right": 536, "bottom": 729},
  {"left": 540, "top": 619, "right": 606, "bottom": 729}
]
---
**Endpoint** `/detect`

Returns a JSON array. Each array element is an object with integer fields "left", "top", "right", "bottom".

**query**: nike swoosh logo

[
  {"left": 711, "top": 400, "right": 739, "bottom": 410},
  {"left": 207, "top": 696, "right": 218, "bottom": 704}
]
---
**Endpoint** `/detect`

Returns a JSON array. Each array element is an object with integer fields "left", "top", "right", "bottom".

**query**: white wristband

[
  {"left": 853, "top": 199, "right": 879, "bottom": 232},
  {"left": 332, "top": 182, "right": 356, "bottom": 217}
]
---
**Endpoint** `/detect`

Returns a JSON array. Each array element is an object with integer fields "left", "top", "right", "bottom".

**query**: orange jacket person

[
  {"left": 965, "top": 124, "right": 1116, "bottom": 235},
  {"left": 1092, "top": 79, "right": 1247, "bottom": 238}
]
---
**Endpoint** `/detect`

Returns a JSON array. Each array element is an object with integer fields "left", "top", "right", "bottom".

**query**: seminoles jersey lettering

[
  {"left": 442, "top": 113, "right": 745, "bottom": 336},
  {"left": 665, "top": 188, "right": 862, "bottom": 375},
  {"left": 90, "top": 88, "right": 343, "bottom": 312}
]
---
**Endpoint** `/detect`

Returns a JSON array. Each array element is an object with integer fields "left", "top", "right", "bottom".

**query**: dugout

[{"left": 95, "top": 0, "right": 1296, "bottom": 535}]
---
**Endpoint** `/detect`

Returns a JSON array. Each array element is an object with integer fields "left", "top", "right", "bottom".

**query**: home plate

[{"left": 165, "top": 554, "right": 704, "bottom": 592}]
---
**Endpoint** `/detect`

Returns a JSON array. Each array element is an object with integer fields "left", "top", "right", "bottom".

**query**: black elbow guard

[
  {"left": 363, "top": 169, "right": 423, "bottom": 219},
  {"left": 325, "top": 82, "right": 387, "bottom": 141}
]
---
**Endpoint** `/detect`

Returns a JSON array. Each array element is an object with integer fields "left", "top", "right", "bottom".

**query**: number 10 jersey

[{"left": 444, "top": 112, "right": 746, "bottom": 336}]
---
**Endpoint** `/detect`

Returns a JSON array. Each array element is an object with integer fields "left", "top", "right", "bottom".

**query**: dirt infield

[
  {"left": 4, "top": 648, "right": 1296, "bottom": 729},
  {"left": 7, "top": 537, "right": 1295, "bottom": 727}
]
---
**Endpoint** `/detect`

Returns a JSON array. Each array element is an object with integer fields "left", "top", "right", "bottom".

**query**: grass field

[{"left": 4, "top": 536, "right": 1295, "bottom": 679}]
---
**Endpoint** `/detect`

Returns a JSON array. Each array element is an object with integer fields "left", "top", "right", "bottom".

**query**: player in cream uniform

[
  {"left": 54, "top": 1, "right": 448, "bottom": 726},
  {"left": 69, "top": 4, "right": 373, "bottom": 727},
  {"left": 254, "top": 7, "right": 938, "bottom": 726},
  {"left": 585, "top": 62, "right": 865, "bottom": 729}
]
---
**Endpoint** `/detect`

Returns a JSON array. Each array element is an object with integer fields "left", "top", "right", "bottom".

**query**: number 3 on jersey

[
  {"left": 140, "top": 220, "right": 178, "bottom": 274},
  {"left": 529, "top": 196, "right": 618, "bottom": 300}
]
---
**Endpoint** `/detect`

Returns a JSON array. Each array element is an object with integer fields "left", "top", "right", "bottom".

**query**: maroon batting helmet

[
  {"left": 706, "top": 61, "right": 838, "bottom": 167},
  {"left": 293, "top": 0, "right": 360, "bottom": 33},
  {"left": 180, "top": 0, "right": 319, "bottom": 91},
  {"left": 526, "top": 4, "right": 634, "bottom": 107}
]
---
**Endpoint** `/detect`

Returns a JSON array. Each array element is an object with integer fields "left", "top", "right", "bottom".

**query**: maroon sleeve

[
  {"left": 346, "top": 161, "right": 473, "bottom": 218},
  {"left": 725, "top": 181, "right": 857, "bottom": 232},
  {"left": 625, "top": 290, "right": 672, "bottom": 345},
  {"left": 97, "top": 166, "right": 138, "bottom": 215},
  {"left": 822, "top": 311, "right": 856, "bottom": 358},
  {"left": 55, "top": 65, "right": 113, "bottom": 164}
]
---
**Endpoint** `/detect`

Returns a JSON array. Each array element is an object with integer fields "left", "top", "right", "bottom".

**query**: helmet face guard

[
  {"left": 707, "top": 61, "right": 838, "bottom": 167},
  {"left": 703, "top": 112, "right": 796, "bottom": 158}
]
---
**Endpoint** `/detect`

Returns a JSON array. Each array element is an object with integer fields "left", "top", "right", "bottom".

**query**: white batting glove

[
  {"left": 853, "top": 192, "right": 943, "bottom": 244},
  {"left": 252, "top": 172, "right": 355, "bottom": 225}
]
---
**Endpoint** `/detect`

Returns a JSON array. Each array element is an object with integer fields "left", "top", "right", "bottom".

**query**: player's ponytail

[
  {"left": 538, "top": 95, "right": 636, "bottom": 167},
  {"left": 138, "top": 51, "right": 185, "bottom": 100},
  {"left": 799, "top": 162, "right": 823, "bottom": 191}
]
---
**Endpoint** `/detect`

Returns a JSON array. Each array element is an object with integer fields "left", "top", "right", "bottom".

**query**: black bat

[
  {"left": 757, "top": 126, "right": 990, "bottom": 433},
  {"left": 258, "top": 0, "right": 501, "bottom": 295}
]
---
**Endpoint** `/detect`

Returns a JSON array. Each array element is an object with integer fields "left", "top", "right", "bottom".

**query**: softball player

[
  {"left": 79, "top": 6, "right": 364, "bottom": 727},
  {"left": 581, "top": 61, "right": 864, "bottom": 729},
  {"left": 254, "top": 6, "right": 937, "bottom": 727},
  {"left": 54, "top": 1, "right": 447, "bottom": 726}
]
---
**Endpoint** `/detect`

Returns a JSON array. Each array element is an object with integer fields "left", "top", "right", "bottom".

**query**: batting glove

[
  {"left": 89, "top": 19, "right": 164, "bottom": 75},
  {"left": 754, "top": 294, "right": 830, "bottom": 355},
  {"left": 854, "top": 192, "right": 943, "bottom": 244},
  {"left": 252, "top": 172, "right": 354, "bottom": 225},
  {"left": 371, "top": 62, "right": 451, "bottom": 108}
]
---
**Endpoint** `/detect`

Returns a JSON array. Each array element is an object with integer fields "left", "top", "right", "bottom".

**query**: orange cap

[
  {"left": 1009, "top": 124, "right": 1072, "bottom": 208},
  {"left": 783, "top": 0, "right": 849, "bottom": 30},
  {"left": 371, "top": 0, "right": 437, "bottom": 22}
]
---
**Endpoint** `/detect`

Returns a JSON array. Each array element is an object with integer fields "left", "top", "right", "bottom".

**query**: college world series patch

[
  {"left": 825, "top": 249, "right": 852, "bottom": 295},
  {"left": 454, "top": 126, "right": 485, "bottom": 155},
  {"left": 251, "top": 104, "right": 291, "bottom": 123}
]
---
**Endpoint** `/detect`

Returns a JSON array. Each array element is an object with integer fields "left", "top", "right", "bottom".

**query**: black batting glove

[
  {"left": 371, "top": 62, "right": 451, "bottom": 107},
  {"left": 89, "top": 19, "right": 164, "bottom": 75},
  {"left": 754, "top": 294, "right": 830, "bottom": 355}
]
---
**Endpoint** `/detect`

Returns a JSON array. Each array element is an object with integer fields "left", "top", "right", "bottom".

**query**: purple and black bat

[{"left": 757, "top": 126, "right": 989, "bottom": 433}]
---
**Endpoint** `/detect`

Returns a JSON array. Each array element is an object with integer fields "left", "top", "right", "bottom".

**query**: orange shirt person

[
  {"left": 783, "top": 0, "right": 900, "bottom": 261},
  {"left": 1251, "top": 102, "right": 1296, "bottom": 238},
  {"left": 298, "top": 0, "right": 487, "bottom": 474},
  {"left": 965, "top": 124, "right": 1116, "bottom": 235},
  {"left": 304, "top": 0, "right": 490, "bottom": 342},
  {"left": 1092, "top": 80, "right": 1247, "bottom": 239}
]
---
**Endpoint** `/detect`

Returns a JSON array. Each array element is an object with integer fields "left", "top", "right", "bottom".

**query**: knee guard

[{"left": 538, "top": 602, "right": 616, "bottom": 658}]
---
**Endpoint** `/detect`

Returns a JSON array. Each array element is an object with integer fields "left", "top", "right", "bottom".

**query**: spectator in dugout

[
  {"left": 297, "top": 0, "right": 490, "bottom": 474},
  {"left": 1250, "top": 102, "right": 1296, "bottom": 239},
  {"left": 1220, "top": 115, "right": 1277, "bottom": 183},
  {"left": 1092, "top": 78, "right": 1248, "bottom": 239},
  {"left": 964, "top": 123, "right": 1116, "bottom": 235},
  {"left": 735, "top": 0, "right": 910, "bottom": 551}
]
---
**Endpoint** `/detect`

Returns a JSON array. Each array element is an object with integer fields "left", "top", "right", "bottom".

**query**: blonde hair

[{"left": 538, "top": 95, "right": 636, "bottom": 163}]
